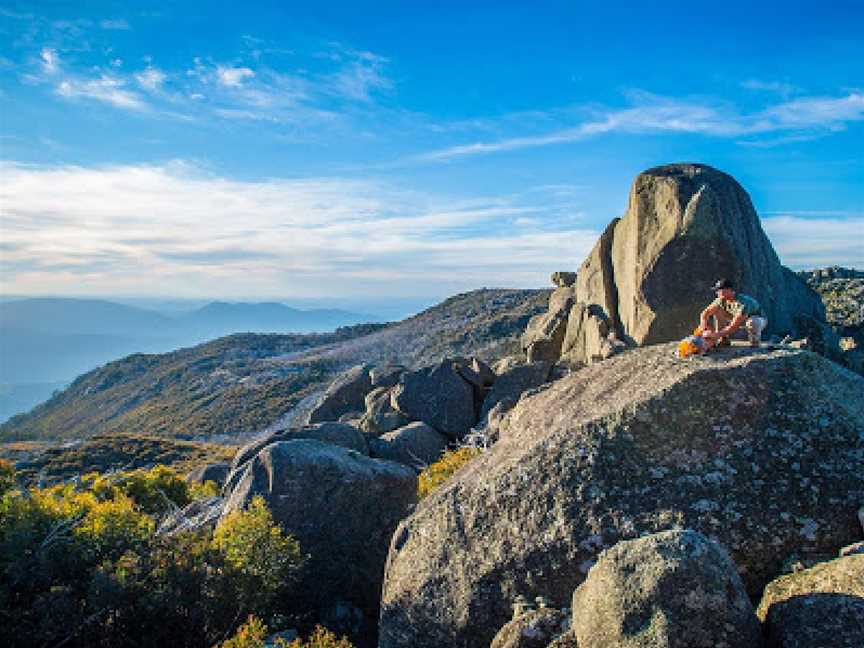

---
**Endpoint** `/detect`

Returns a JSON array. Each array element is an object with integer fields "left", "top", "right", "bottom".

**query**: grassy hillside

[
  {"left": 0, "top": 289, "right": 548, "bottom": 443},
  {"left": 7, "top": 433, "right": 235, "bottom": 485}
]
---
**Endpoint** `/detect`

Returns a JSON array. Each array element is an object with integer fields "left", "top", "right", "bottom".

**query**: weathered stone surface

[
  {"left": 365, "top": 386, "right": 389, "bottom": 411},
  {"left": 546, "top": 632, "right": 579, "bottom": 648},
  {"left": 157, "top": 496, "right": 224, "bottom": 536},
  {"left": 455, "top": 361, "right": 485, "bottom": 391},
  {"left": 378, "top": 344, "right": 864, "bottom": 648},
  {"left": 370, "top": 364, "right": 406, "bottom": 389},
  {"left": 308, "top": 364, "right": 373, "bottom": 423},
  {"left": 490, "top": 608, "right": 569, "bottom": 648},
  {"left": 391, "top": 359, "right": 476, "bottom": 440},
  {"left": 224, "top": 422, "right": 368, "bottom": 494},
  {"left": 571, "top": 530, "right": 761, "bottom": 648},
  {"left": 472, "top": 357, "right": 496, "bottom": 387},
  {"left": 221, "top": 439, "right": 416, "bottom": 620},
  {"left": 493, "top": 356, "right": 524, "bottom": 375},
  {"left": 479, "top": 360, "right": 551, "bottom": 421},
  {"left": 552, "top": 271, "right": 577, "bottom": 288},
  {"left": 522, "top": 288, "right": 577, "bottom": 364},
  {"left": 360, "top": 388, "right": 410, "bottom": 437},
  {"left": 757, "top": 554, "right": 864, "bottom": 648},
  {"left": 561, "top": 302, "right": 617, "bottom": 365},
  {"left": 572, "top": 164, "right": 830, "bottom": 355},
  {"left": 368, "top": 421, "right": 449, "bottom": 469},
  {"left": 186, "top": 461, "right": 231, "bottom": 487}
]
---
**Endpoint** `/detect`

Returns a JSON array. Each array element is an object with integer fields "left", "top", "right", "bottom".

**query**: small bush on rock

[
  {"left": 418, "top": 447, "right": 481, "bottom": 499},
  {"left": 219, "top": 618, "right": 355, "bottom": 648}
]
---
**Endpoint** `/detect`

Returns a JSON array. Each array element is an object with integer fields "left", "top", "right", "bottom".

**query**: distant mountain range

[
  {"left": 0, "top": 288, "right": 548, "bottom": 443},
  {"left": 0, "top": 297, "right": 378, "bottom": 422}
]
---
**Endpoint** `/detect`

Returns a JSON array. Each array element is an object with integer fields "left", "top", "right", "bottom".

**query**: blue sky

[{"left": 1, "top": 1, "right": 862, "bottom": 303}]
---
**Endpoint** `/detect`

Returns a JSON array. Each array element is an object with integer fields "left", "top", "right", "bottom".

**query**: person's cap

[{"left": 712, "top": 278, "right": 734, "bottom": 291}]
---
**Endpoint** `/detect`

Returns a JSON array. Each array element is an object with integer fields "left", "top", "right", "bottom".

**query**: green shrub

[
  {"left": 417, "top": 447, "right": 481, "bottom": 499},
  {"left": 220, "top": 615, "right": 268, "bottom": 648},
  {"left": 214, "top": 496, "right": 303, "bottom": 592},
  {"left": 0, "top": 467, "right": 305, "bottom": 648},
  {"left": 286, "top": 626, "right": 355, "bottom": 648},
  {"left": 0, "top": 459, "right": 15, "bottom": 495},
  {"left": 219, "top": 617, "right": 356, "bottom": 648}
]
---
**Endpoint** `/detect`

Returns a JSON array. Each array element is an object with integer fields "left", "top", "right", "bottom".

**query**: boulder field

[{"left": 378, "top": 344, "right": 864, "bottom": 647}]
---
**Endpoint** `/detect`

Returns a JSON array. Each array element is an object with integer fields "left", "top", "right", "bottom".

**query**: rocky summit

[
  {"left": 378, "top": 343, "right": 864, "bottom": 648},
  {"left": 523, "top": 163, "right": 833, "bottom": 365}
]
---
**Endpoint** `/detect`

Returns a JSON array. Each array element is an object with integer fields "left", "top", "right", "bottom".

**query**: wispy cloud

[
  {"left": 326, "top": 48, "right": 392, "bottom": 102},
  {"left": 216, "top": 65, "right": 255, "bottom": 87},
  {"left": 0, "top": 161, "right": 596, "bottom": 297},
  {"left": 17, "top": 32, "right": 395, "bottom": 128},
  {"left": 415, "top": 91, "right": 864, "bottom": 161},
  {"left": 741, "top": 78, "right": 799, "bottom": 96},
  {"left": 135, "top": 66, "right": 166, "bottom": 91},
  {"left": 56, "top": 74, "right": 147, "bottom": 110},
  {"left": 762, "top": 215, "right": 864, "bottom": 269},
  {"left": 39, "top": 47, "right": 58, "bottom": 74}
]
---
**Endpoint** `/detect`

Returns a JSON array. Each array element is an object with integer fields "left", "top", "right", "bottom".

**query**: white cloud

[
  {"left": 0, "top": 161, "right": 596, "bottom": 298},
  {"left": 328, "top": 51, "right": 392, "bottom": 102},
  {"left": 416, "top": 92, "right": 864, "bottom": 161},
  {"left": 135, "top": 66, "right": 166, "bottom": 91},
  {"left": 762, "top": 215, "right": 864, "bottom": 269},
  {"left": 56, "top": 74, "right": 147, "bottom": 110},
  {"left": 741, "top": 79, "right": 799, "bottom": 96},
  {"left": 40, "top": 47, "right": 59, "bottom": 74},
  {"left": 216, "top": 65, "right": 255, "bottom": 87}
]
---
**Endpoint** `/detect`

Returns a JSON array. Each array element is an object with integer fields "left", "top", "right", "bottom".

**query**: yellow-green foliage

[
  {"left": 0, "top": 458, "right": 14, "bottom": 495},
  {"left": 417, "top": 447, "right": 481, "bottom": 499},
  {"left": 0, "top": 464, "right": 305, "bottom": 648},
  {"left": 11, "top": 432, "right": 236, "bottom": 486},
  {"left": 286, "top": 626, "right": 355, "bottom": 648},
  {"left": 219, "top": 614, "right": 269, "bottom": 648},
  {"left": 214, "top": 496, "right": 302, "bottom": 592},
  {"left": 220, "top": 617, "right": 356, "bottom": 648}
]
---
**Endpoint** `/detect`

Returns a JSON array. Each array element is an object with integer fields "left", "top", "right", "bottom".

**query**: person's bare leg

[
  {"left": 746, "top": 316, "right": 767, "bottom": 347},
  {"left": 712, "top": 311, "right": 732, "bottom": 345}
]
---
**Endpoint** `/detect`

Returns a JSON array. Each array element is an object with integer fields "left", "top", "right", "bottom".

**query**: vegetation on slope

[
  {"left": 0, "top": 462, "right": 307, "bottom": 648},
  {"left": 9, "top": 433, "right": 235, "bottom": 486},
  {"left": 1, "top": 289, "right": 547, "bottom": 444},
  {"left": 0, "top": 324, "right": 384, "bottom": 442}
]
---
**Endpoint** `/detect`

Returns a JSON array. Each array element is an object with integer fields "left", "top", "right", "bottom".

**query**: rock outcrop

[
  {"left": 524, "top": 164, "right": 834, "bottom": 366},
  {"left": 757, "top": 553, "right": 864, "bottom": 647},
  {"left": 308, "top": 364, "right": 374, "bottom": 423},
  {"left": 479, "top": 360, "right": 551, "bottom": 421},
  {"left": 570, "top": 529, "right": 761, "bottom": 648},
  {"left": 368, "top": 421, "right": 449, "bottom": 468},
  {"left": 390, "top": 359, "right": 477, "bottom": 440},
  {"left": 221, "top": 439, "right": 416, "bottom": 622},
  {"left": 186, "top": 461, "right": 231, "bottom": 488},
  {"left": 359, "top": 387, "right": 410, "bottom": 437},
  {"left": 224, "top": 421, "right": 369, "bottom": 494},
  {"left": 378, "top": 344, "right": 864, "bottom": 648},
  {"left": 490, "top": 608, "right": 569, "bottom": 648}
]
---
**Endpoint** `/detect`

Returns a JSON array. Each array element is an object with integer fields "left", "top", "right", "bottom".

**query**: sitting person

[{"left": 700, "top": 279, "right": 767, "bottom": 348}]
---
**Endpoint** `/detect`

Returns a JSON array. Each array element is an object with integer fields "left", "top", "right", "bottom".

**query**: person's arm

[
  {"left": 715, "top": 313, "right": 746, "bottom": 338},
  {"left": 700, "top": 301, "right": 721, "bottom": 331}
]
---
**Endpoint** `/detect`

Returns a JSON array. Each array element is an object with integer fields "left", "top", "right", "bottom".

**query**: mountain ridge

[{"left": 0, "top": 288, "right": 548, "bottom": 443}]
